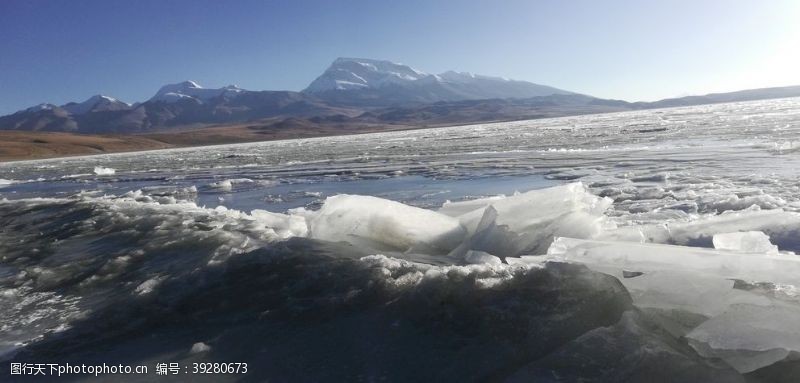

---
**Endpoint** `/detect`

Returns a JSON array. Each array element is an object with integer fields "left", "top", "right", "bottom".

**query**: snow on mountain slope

[
  {"left": 304, "top": 58, "right": 429, "bottom": 92},
  {"left": 19, "top": 103, "right": 58, "bottom": 113},
  {"left": 62, "top": 95, "right": 130, "bottom": 115},
  {"left": 150, "top": 81, "right": 246, "bottom": 103},
  {"left": 303, "top": 58, "right": 574, "bottom": 104}
]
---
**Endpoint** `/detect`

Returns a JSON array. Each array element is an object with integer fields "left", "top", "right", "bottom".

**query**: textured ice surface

[{"left": 6, "top": 243, "right": 637, "bottom": 381}]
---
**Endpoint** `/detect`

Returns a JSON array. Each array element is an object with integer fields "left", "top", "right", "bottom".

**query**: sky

[{"left": 1, "top": 0, "right": 799, "bottom": 115}]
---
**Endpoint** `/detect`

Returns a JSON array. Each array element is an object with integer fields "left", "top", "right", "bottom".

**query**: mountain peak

[
  {"left": 303, "top": 57, "right": 573, "bottom": 105},
  {"left": 179, "top": 80, "right": 202, "bottom": 88},
  {"left": 17, "top": 103, "right": 57, "bottom": 114},
  {"left": 153, "top": 81, "right": 202, "bottom": 97},
  {"left": 150, "top": 81, "right": 246, "bottom": 103},
  {"left": 61, "top": 94, "right": 129, "bottom": 115},
  {"left": 304, "top": 58, "right": 429, "bottom": 93},
  {"left": 332, "top": 57, "right": 424, "bottom": 72},
  {"left": 85, "top": 94, "right": 123, "bottom": 103}
]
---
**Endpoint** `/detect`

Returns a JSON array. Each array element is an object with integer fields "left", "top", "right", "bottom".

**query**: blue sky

[{"left": 1, "top": 0, "right": 799, "bottom": 114}]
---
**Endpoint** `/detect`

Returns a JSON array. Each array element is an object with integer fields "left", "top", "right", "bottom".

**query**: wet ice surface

[{"left": 2, "top": 98, "right": 800, "bottom": 381}]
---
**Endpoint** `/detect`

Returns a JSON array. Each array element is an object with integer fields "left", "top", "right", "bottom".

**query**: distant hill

[{"left": 632, "top": 85, "right": 800, "bottom": 109}]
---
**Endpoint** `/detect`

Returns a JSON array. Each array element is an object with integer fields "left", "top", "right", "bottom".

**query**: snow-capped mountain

[
  {"left": 303, "top": 58, "right": 574, "bottom": 106},
  {"left": 62, "top": 95, "right": 131, "bottom": 115},
  {"left": 20, "top": 103, "right": 58, "bottom": 113},
  {"left": 0, "top": 96, "right": 131, "bottom": 132},
  {"left": 150, "top": 81, "right": 246, "bottom": 103},
  {"left": 304, "top": 58, "right": 429, "bottom": 92}
]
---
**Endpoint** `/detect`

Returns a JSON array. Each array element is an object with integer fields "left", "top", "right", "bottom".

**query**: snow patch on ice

[
  {"left": 209, "top": 180, "right": 233, "bottom": 192},
  {"left": 0, "top": 179, "right": 18, "bottom": 188},
  {"left": 190, "top": 342, "right": 211, "bottom": 354},
  {"left": 207, "top": 178, "right": 255, "bottom": 192},
  {"left": 93, "top": 166, "right": 116, "bottom": 176}
]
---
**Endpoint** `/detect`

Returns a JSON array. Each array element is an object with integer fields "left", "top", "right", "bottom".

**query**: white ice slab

[
  {"left": 440, "top": 183, "right": 613, "bottom": 256},
  {"left": 307, "top": 194, "right": 467, "bottom": 253},
  {"left": 712, "top": 231, "right": 778, "bottom": 254}
]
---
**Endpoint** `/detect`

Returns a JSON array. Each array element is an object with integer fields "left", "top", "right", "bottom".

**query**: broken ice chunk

[
  {"left": 307, "top": 194, "right": 467, "bottom": 253},
  {"left": 712, "top": 231, "right": 779, "bottom": 254},
  {"left": 210, "top": 179, "right": 233, "bottom": 192},
  {"left": 447, "top": 182, "right": 612, "bottom": 234},
  {"left": 687, "top": 303, "right": 800, "bottom": 373},
  {"left": 93, "top": 166, "right": 115, "bottom": 176},
  {"left": 601, "top": 208, "right": 800, "bottom": 252},
  {"left": 441, "top": 183, "right": 614, "bottom": 256}
]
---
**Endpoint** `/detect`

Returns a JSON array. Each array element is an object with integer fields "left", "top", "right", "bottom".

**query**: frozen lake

[{"left": 2, "top": 98, "right": 800, "bottom": 381}]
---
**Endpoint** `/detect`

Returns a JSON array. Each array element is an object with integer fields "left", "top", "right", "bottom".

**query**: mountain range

[{"left": 3, "top": 57, "right": 800, "bottom": 134}]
